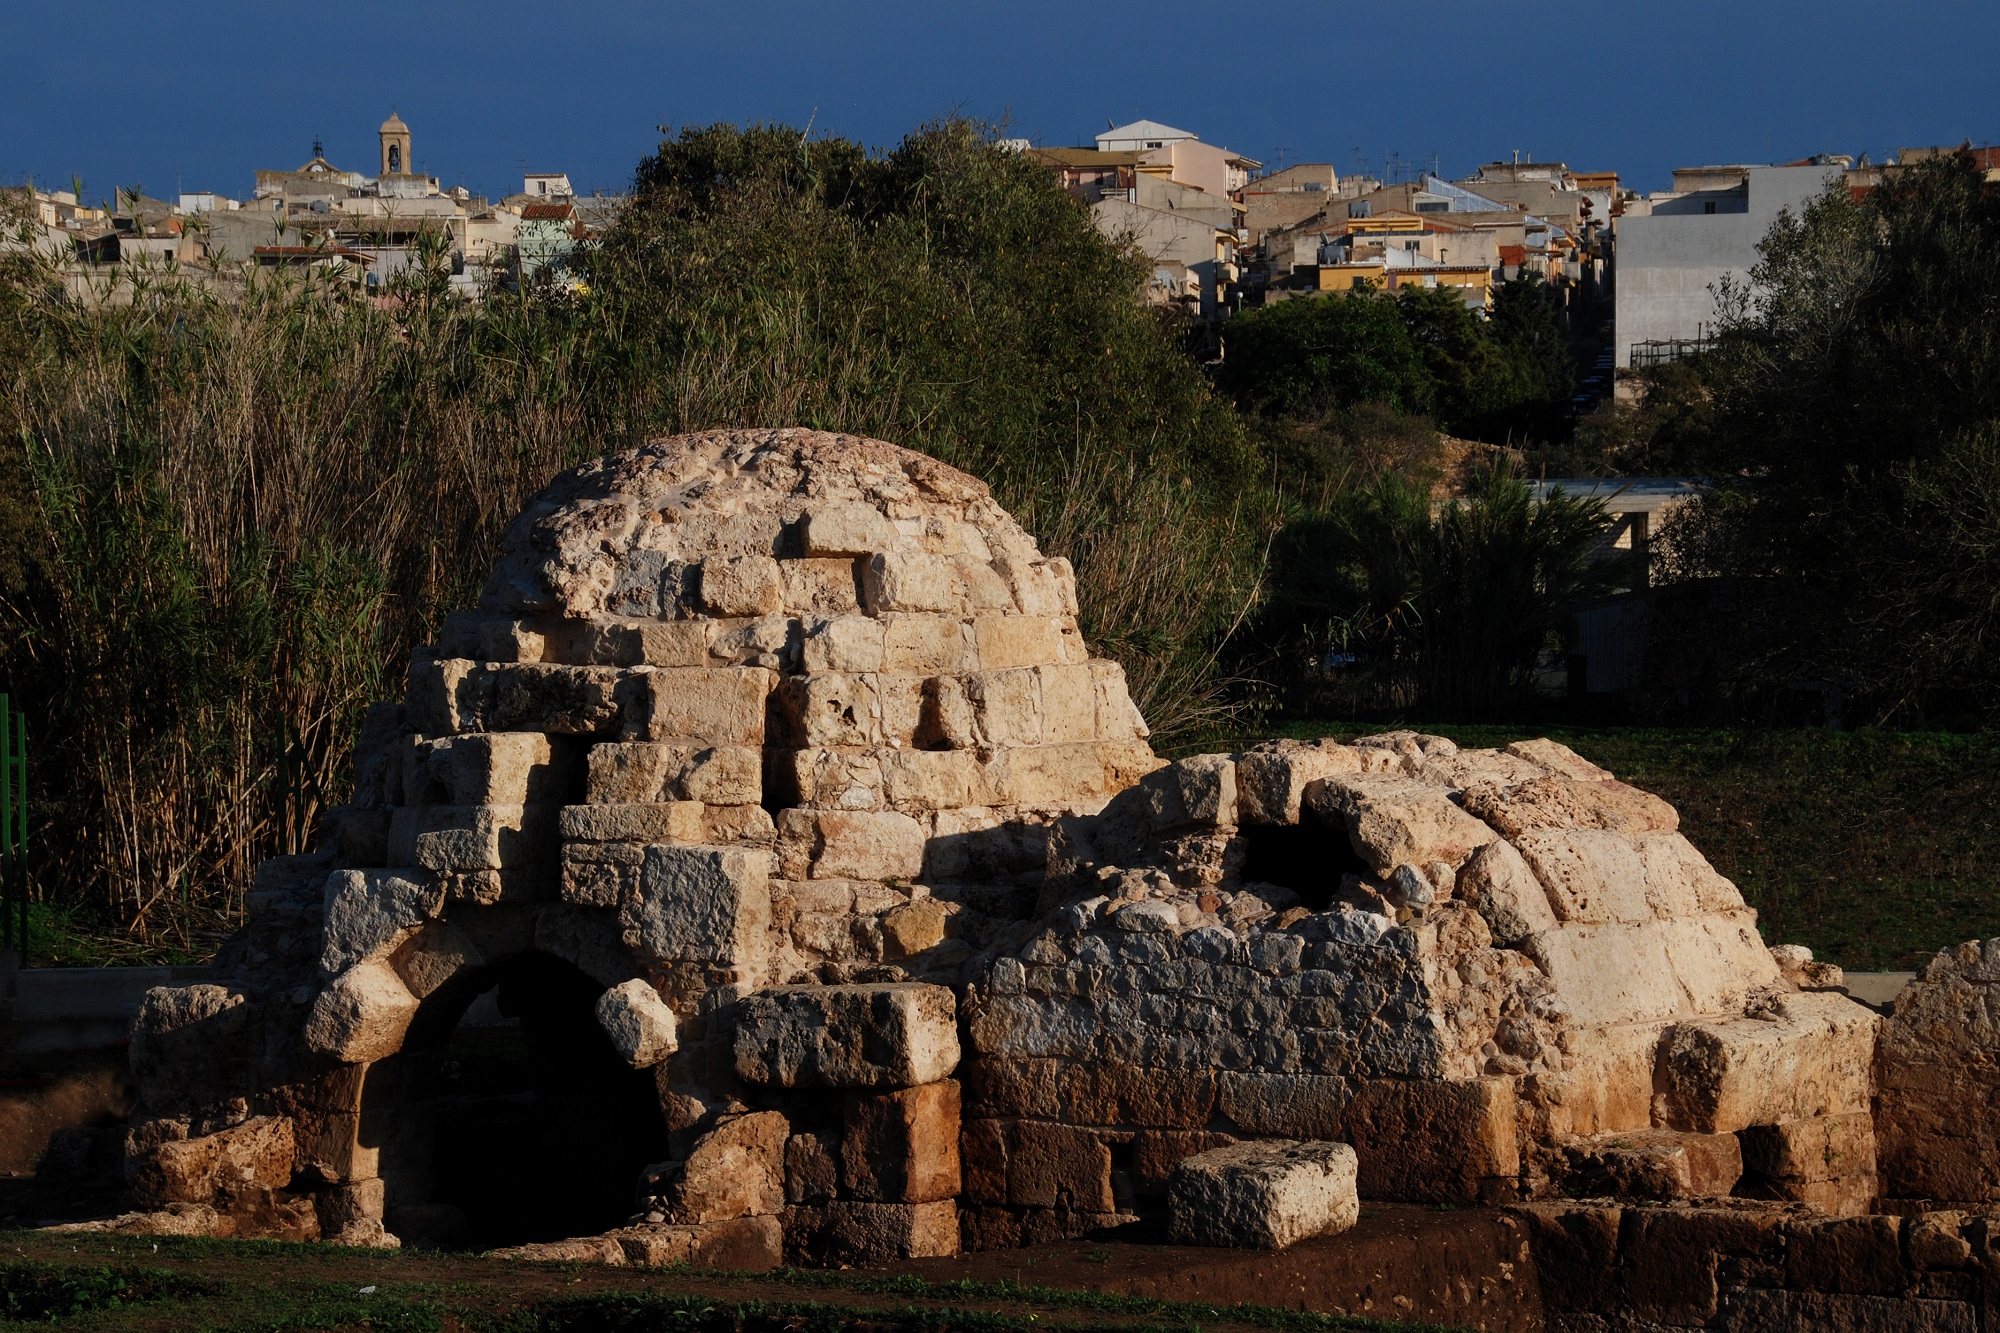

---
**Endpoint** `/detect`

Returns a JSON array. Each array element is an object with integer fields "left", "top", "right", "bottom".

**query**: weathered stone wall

[{"left": 1877, "top": 939, "right": 2000, "bottom": 1207}]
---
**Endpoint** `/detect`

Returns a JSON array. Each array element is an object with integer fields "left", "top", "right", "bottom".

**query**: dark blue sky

[{"left": 6, "top": 0, "right": 1994, "bottom": 203}]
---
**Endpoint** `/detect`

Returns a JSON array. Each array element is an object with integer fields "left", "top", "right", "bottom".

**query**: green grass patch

[
  {"left": 0, "top": 1259, "right": 215, "bottom": 1322},
  {"left": 1257, "top": 721, "right": 2000, "bottom": 971}
]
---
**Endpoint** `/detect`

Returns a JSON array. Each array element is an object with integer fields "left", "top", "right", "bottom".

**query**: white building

[
  {"left": 1612, "top": 163, "right": 1842, "bottom": 367},
  {"left": 524, "top": 172, "right": 573, "bottom": 199},
  {"left": 1095, "top": 119, "right": 1199, "bottom": 154}
]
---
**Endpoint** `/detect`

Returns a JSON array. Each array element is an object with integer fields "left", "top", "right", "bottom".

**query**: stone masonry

[{"left": 94, "top": 428, "right": 1994, "bottom": 1268}]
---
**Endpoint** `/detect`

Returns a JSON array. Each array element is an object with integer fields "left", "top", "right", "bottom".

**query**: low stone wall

[{"left": 1521, "top": 1200, "right": 1991, "bottom": 1331}]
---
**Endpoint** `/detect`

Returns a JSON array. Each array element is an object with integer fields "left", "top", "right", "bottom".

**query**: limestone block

[
  {"left": 1007, "top": 1120, "right": 1114, "bottom": 1211},
  {"left": 967, "top": 668, "right": 1043, "bottom": 747},
  {"left": 677, "top": 746, "right": 762, "bottom": 805},
  {"left": 812, "top": 810, "right": 927, "bottom": 880},
  {"left": 321, "top": 869, "right": 443, "bottom": 973},
  {"left": 1023, "top": 663, "right": 1092, "bottom": 743},
  {"left": 1168, "top": 1140, "right": 1359, "bottom": 1250},
  {"left": 881, "top": 749, "right": 985, "bottom": 812},
  {"left": 811, "top": 1199, "right": 961, "bottom": 1261},
  {"left": 560, "top": 840, "right": 647, "bottom": 907},
  {"left": 801, "top": 615, "right": 886, "bottom": 673},
  {"left": 1522, "top": 921, "right": 1688, "bottom": 1026},
  {"left": 994, "top": 555, "right": 1075, "bottom": 618},
  {"left": 1739, "top": 1112, "right": 1878, "bottom": 1187},
  {"left": 920, "top": 676, "right": 978, "bottom": 749},
  {"left": 734, "top": 983, "right": 961, "bottom": 1088},
  {"left": 1341, "top": 1077, "right": 1518, "bottom": 1202},
  {"left": 1543, "top": 1022, "right": 1666, "bottom": 1138},
  {"left": 973, "top": 613, "right": 1063, "bottom": 670},
  {"left": 305, "top": 960, "right": 420, "bottom": 1063},
  {"left": 580, "top": 619, "right": 713, "bottom": 668},
  {"left": 411, "top": 733, "right": 563, "bottom": 806},
  {"left": 1088, "top": 659, "right": 1150, "bottom": 741},
  {"left": 488, "top": 1236, "right": 627, "bottom": 1264},
  {"left": 1657, "top": 912, "right": 1784, "bottom": 1013},
  {"left": 708, "top": 615, "right": 796, "bottom": 670},
  {"left": 988, "top": 741, "right": 1162, "bottom": 807},
  {"left": 1235, "top": 742, "right": 1364, "bottom": 825},
  {"left": 1215, "top": 1073, "right": 1354, "bottom": 1138},
  {"left": 778, "top": 673, "right": 880, "bottom": 747},
  {"left": 1132, "top": 1131, "right": 1241, "bottom": 1199},
  {"left": 596, "top": 978, "right": 680, "bottom": 1068},
  {"left": 535, "top": 905, "right": 642, "bottom": 988},
  {"left": 1504, "top": 738, "right": 1614, "bottom": 782},
  {"left": 644, "top": 666, "right": 773, "bottom": 745},
  {"left": 881, "top": 899, "right": 950, "bottom": 958},
  {"left": 875, "top": 673, "right": 927, "bottom": 744},
  {"left": 701, "top": 555, "right": 783, "bottom": 617},
  {"left": 622, "top": 844, "right": 772, "bottom": 970},
  {"left": 487, "top": 663, "right": 629, "bottom": 734},
  {"left": 1511, "top": 830, "right": 1653, "bottom": 924},
  {"left": 785, "top": 1129, "right": 840, "bottom": 1204},
  {"left": 406, "top": 653, "right": 486, "bottom": 735},
  {"left": 615, "top": 1216, "right": 783, "bottom": 1270},
  {"left": 803, "top": 503, "right": 898, "bottom": 557},
  {"left": 585, "top": 741, "right": 674, "bottom": 803},
  {"left": 704, "top": 804, "right": 776, "bottom": 845},
  {"left": 842, "top": 1080, "right": 962, "bottom": 1203},
  {"left": 1635, "top": 832, "right": 1747, "bottom": 915},
  {"left": 559, "top": 802, "right": 704, "bottom": 844},
  {"left": 1306, "top": 775, "right": 1500, "bottom": 874},
  {"left": 409, "top": 805, "right": 558, "bottom": 873},
  {"left": 1143, "top": 754, "right": 1238, "bottom": 831},
  {"left": 780, "top": 748, "right": 883, "bottom": 811},
  {"left": 782, "top": 558, "right": 863, "bottom": 615},
  {"left": 391, "top": 921, "right": 488, "bottom": 998},
  {"left": 317, "top": 1178, "right": 386, "bottom": 1232},
  {"left": 1558, "top": 1129, "right": 1743, "bottom": 1200},
  {"left": 131, "top": 1116, "right": 296, "bottom": 1208},
  {"left": 865, "top": 552, "right": 965, "bottom": 614},
  {"left": 881, "top": 614, "right": 974, "bottom": 673},
  {"left": 1657, "top": 991, "right": 1879, "bottom": 1134},
  {"left": 646, "top": 1110, "right": 788, "bottom": 1224},
  {"left": 1460, "top": 774, "right": 1678, "bottom": 838},
  {"left": 1456, "top": 840, "right": 1560, "bottom": 944}
]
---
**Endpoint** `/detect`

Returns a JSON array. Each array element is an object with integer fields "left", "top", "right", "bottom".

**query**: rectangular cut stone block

[
  {"left": 967, "top": 668, "right": 1043, "bottom": 747},
  {"left": 1341, "top": 1077, "right": 1519, "bottom": 1202},
  {"left": 778, "top": 673, "right": 880, "bottom": 747},
  {"left": 973, "top": 613, "right": 1062, "bottom": 670},
  {"left": 865, "top": 553, "right": 965, "bottom": 614},
  {"left": 881, "top": 614, "right": 974, "bottom": 673},
  {"left": 582, "top": 619, "right": 713, "bottom": 668},
  {"left": 875, "top": 673, "right": 927, "bottom": 745},
  {"left": 409, "top": 804, "right": 558, "bottom": 873},
  {"left": 1133, "top": 1130, "right": 1240, "bottom": 1199},
  {"left": 644, "top": 667, "right": 773, "bottom": 745},
  {"left": 1036, "top": 664, "right": 1097, "bottom": 742},
  {"left": 799, "top": 1199, "right": 961, "bottom": 1262},
  {"left": 615, "top": 1216, "right": 783, "bottom": 1270},
  {"left": 586, "top": 743, "right": 761, "bottom": 805},
  {"left": 406, "top": 653, "right": 486, "bottom": 735},
  {"left": 304, "top": 960, "right": 419, "bottom": 1063},
  {"left": 801, "top": 615, "right": 886, "bottom": 673},
  {"left": 131, "top": 1116, "right": 296, "bottom": 1208},
  {"left": 620, "top": 844, "right": 772, "bottom": 970},
  {"left": 1658, "top": 991, "right": 1879, "bottom": 1134},
  {"left": 1216, "top": 1073, "right": 1354, "bottom": 1138},
  {"left": 1522, "top": 922, "right": 1688, "bottom": 1026},
  {"left": 1169, "top": 1141, "right": 1359, "bottom": 1250},
  {"left": 802, "top": 503, "right": 898, "bottom": 557},
  {"left": 1234, "top": 743, "right": 1364, "bottom": 824},
  {"left": 1560, "top": 1129, "right": 1744, "bottom": 1200},
  {"left": 988, "top": 741, "right": 1163, "bottom": 807},
  {"left": 1657, "top": 912, "right": 1784, "bottom": 1013},
  {"left": 1007, "top": 1120, "right": 1114, "bottom": 1211},
  {"left": 1456, "top": 840, "right": 1561, "bottom": 945},
  {"left": 1305, "top": 775, "right": 1501, "bottom": 875},
  {"left": 560, "top": 803, "right": 705, "bottom": 844},
  {"left": 734, "top": 983, "right": 960, "bottom": 1088},
  {"left": 1143, "top": 755, "right": 1238, "bottom": 831},
  {"left": 880, "top": 749, "right": 985, "bottom": 811},
  {"left": 1543, "top": 1022, "right": 1665, "bottom": 1138},
  {"left": 1739, "top": 1111, "right": 1878, "bottom": 1216},
  {"left": 1636, "top": 832, "right": 1747, "bottom": 915},
  {"left": 487, "top": 663, "right": 629, "bottom": 734},
  {"left": 1088, "top": 659, "right": 1149, "bottom": 741},
  {"left": 1511, "top": 830, "right": 1653, "bottom": 924},
  {"left": 648, "top": 1110, "right": 788, "bottom": 1225},
  {"left": 782, "top": 558, "right": 863, "bottom": 615},
  {"left": 842, "top": 1080, "right": 962, "bottom": 1203},
  {"left": 811, "top": 810, "right": 927, "bottom": 880},
  {"left": 412, "top": 733, "right": 563, "bottom": 806},
  {"left": 701, "top": 555, "right": 783, "bottom": 617}
]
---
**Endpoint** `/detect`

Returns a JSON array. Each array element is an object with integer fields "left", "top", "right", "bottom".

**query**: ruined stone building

[{"left": 107, "top": 429, "right": 1994, "bottom": 1266}]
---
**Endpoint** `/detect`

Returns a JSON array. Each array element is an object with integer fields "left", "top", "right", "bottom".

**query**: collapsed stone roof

[{"left": 110, "top": 429, "right": 1893, "bottom": 1259}]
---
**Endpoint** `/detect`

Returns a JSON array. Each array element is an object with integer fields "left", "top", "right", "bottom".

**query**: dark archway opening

[
  {"left": 383, "top": 952, "right": 668, "bottom": 1249},
  {"left": 1238, "top": 811, "right": 1371, "bottom": 911}
]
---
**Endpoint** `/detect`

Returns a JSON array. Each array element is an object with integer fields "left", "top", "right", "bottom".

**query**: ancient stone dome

[{"left": 112, "top": 429, "right": 1910, "bottom": 1262}]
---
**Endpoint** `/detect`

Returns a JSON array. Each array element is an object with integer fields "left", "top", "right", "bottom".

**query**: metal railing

[
  {"left": 1629, "top": 335, "right": 1712, "bottom": 368},
  {"left": 0, "top": 694, "right": 27, "bottom": 961}
]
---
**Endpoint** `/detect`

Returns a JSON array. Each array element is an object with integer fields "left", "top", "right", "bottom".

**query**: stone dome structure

[{"left": 109, "top": 429, "right": 1920, "bottom": 1263}]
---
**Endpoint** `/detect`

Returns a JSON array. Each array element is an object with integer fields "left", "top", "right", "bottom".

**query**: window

[
  {"left": 389, "top": 145, "right": 402, "bottom": 174},
  {"left": 1350, "top": 276, "right": 1365, "bottom": 290},
  {"left": 538, "top": 181, "right": 547, "bottom": 194},
  {"left": 1704, "top": 201, "right": 1716, "bottom": 214}
]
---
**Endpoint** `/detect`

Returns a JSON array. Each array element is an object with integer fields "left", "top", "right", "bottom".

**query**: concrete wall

[
  {"left": 1613, "top": 164, "right": 1839, "bottom": 366},
  {"left": 1091, "top": 197, "right": 1223, "bottom": 318}
]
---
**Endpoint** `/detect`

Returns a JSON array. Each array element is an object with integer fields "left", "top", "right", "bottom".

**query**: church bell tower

[{"left": 379, "top": 111, "right": 411, "bottom": 177}]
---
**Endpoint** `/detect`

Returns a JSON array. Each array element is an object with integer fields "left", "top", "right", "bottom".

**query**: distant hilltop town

[
  {"left": 4, "top": 112, "right": 1995, "bottom": 370},
  {"left": 2, "top": 112, "right": 620, "bottom": 299}
]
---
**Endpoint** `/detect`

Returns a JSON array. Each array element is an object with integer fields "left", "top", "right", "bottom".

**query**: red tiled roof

[
  {"left": 1499, "top": 244, "right": 1527, "bottom": 265},
  {"left": 521, "top": 202, "right": 576, "bottom": 221}
]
